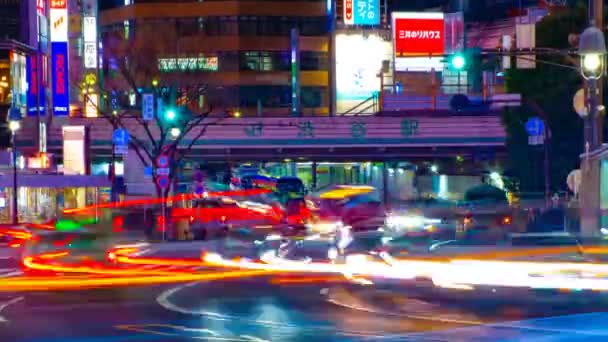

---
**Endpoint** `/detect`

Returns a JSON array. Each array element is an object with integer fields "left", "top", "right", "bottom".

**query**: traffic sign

[
  {"left": 195, "top": 184, "right": 205, "bottom": 195},
  {"left": 144, "top": 166, "right": 153, "bottom": 179},
  {"left": 142, "top": 93, "right": 154, "bottom": 121},
  {"left": 156, "top": 175, "right": 170, "bottom": 189},
  {"left": 156, "top": 167, "right": 170, "bottom": 176},
  {"left": 525, "top": 117, "right": 544, "bottom": 136},
  {"left": 114, "top": 145, "right": 128, "bottom": 155},
  {"left": 156, "top": 154, "right": 169, "bottom": 168},
  {"left": 112, "top": 128, "right": 130, "bottom": 146},
  {"left": 528, "top": 135, "right": 544, "bottom": 145}
]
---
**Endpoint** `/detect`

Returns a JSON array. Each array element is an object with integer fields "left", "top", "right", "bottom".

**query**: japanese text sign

[
  {"left": 393, "top": 12, "right": 445, "bottom": 56},
  {"left": 344, "top": 0, "right": 380, "bottom": 26}
]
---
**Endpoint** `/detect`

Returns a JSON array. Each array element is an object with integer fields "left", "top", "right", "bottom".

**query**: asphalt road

[
  {"left": 3, "top": 233, "right": 608, "bottom": 341},
  {"left": 4, "top": 274, "right": 608, "bottom": 342}
]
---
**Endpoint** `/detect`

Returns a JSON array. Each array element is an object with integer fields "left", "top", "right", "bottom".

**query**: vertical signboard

[
  {"left": 51, "top": 42, "right": 69, "bottom": 116},
  {"left": 83, "top": 16, "right": 97, "bottom": 69},
  {"left": 344, "top": 0, "right": 380, "bottom": 26},
  {"left": 392, "top": 12, "right": 445, "bottom": 71},
  {"left": 50, "top": 0, "right": 69, "bottom": 116},
  {"left": 26, "top": 55, "right": 45, "bottom": 116}
]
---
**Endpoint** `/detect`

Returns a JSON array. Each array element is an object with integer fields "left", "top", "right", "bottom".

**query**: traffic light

[
  {"left": 165, "top": 109, "right": 176, "bottom": 121},
  {"left": 449, "top": 53, "right": 467, "bottom": 70}
]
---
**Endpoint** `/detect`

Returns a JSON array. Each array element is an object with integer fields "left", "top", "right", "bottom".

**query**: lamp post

[
  {"left": 9, "top": 120, "right": 20, "bottom": 225},
  {"left": 579, "top": 26, "right": 606, "bottom": 151},
  {"left": 578, "top": 26, "right": 606, "bottom": 237}
]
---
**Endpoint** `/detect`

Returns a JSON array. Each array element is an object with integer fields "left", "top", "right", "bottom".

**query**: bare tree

[{"left": 83, "top": 22, "right": 221, "bottom": 199}]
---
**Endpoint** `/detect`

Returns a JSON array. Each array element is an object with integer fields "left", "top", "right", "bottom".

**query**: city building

[
  {"left": 98, "top": 0, "right": 333, "bottom": 116},
  {"left": 13, "top": 0, "right": 560, "bottom": 202}
]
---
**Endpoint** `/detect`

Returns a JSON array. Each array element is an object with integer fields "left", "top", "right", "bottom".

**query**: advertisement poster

[
  {"left": 344, "top": 0, "right": 380, "bottom": 26},
  {"left": 392, "top": 12, "right": 445, "bottom": 71},
  {"left": 335, "top": 33, "right": 391, "bottom": 113}
]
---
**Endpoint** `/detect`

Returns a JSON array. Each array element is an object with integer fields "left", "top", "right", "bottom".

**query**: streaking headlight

[
  {"left": 265, "top": 234, "right": 283, "bottom": 241},
  {"left": 385, "top": 215, "right": 441, "bottom": 229}
]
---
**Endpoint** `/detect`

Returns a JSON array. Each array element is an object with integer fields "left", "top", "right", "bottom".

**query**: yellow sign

[{"left": 85, "top": 73, "right": 97, "bottom": 85}]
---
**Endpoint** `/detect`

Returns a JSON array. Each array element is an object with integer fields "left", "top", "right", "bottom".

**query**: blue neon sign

[
  {"left": 51, "top": 42, "right": 69, "bottom": 116},
  {"left": 344, "top": 0, "right": 380, "bottom": 26},
  {"left": 26, "top": 55, "right": 45, "bottom": 116}
]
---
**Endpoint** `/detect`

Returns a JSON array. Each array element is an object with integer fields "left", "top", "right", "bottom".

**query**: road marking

[
  {"left": 156, "top": 283, "right": 392, "bottom": 338},
  {"left": 115, "top": 324, "right": 264, "bottom": 341},
  {"left": 0, "top": 296, "right": 23, "bottom": 323},
  {"left": 240, "top": 335, "right": 270, "bottom": 342},
  {"left": 326, "top": 292, "right": 482, "bottom": 325}
]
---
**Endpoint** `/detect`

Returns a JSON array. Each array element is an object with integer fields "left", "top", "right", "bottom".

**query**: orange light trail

[
  {"left": 0, "top": 269, "right": 273, "bottom": 292},
  {"left": 23, "top": 251, "right": 203, "bottom": 276},
  {"left": 63, "top": 189, "right": 272, "bottom": 215}
]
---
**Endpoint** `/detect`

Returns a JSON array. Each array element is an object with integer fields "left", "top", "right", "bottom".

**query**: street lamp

[
  {"left": 170, "top": 127, "right": 181, "bottom": 139},
  {"left": 578, "top": 26, "right": 606, "bottom": 150},
  {"left": 578, "top": 26, "right": 607, "bottom": 237},
  {"left": 9, "top": 120, "right": 20, "bottom": 224},
  {"left": 579, "top": 26, "right": 606, "bottom": 80}
]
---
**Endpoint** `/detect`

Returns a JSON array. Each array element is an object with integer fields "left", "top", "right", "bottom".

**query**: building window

[
  {"left": 302, "top": 87, "right": 324, "bottom": 107},
  {"left": 301, "top": 52, "right": 329, "bottom": 71},
  {"left": 239, "top": 51, "right": 291, "bottom": 72}
]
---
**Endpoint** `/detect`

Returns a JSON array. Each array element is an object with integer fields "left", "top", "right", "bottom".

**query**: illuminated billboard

[
  {"left": 50, "top": 0, "right": 69, "bottom": 116},
  {"left": 26, "top": 55, "right": 45, "bottom": 115},
  {"left": 344, "top": 0, "right": 380, "bottom": 26},
  {"left": 51, "top": 42, "right": 69, "bottom": 116},
  {"left": 336, "top": 33, "right": 391, "bottom": 114},
  {"left": 50, "top": 8, "right": 68, "bottom": 42},
  {"left": 392, "top": 12, "right": 445, "bottom": 71}
]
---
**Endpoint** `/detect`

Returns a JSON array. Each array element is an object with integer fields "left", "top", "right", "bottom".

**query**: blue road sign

[
  {"left": 156, "top": 155, "right": 169, "bottom": 168},
  {"left": 142, "top": 93, "right": 154, "bottom": 121},
  {"left": 195, "top": 184, "right": 204, "bottom": 195},
  {"left": 525, "top": 117, "right": 544, "bottom": 136},
  {"left": 112, "top": 128, "right": 130, "bottom": 146},
  {"left": 144, "top": 166, "right": 153, "bottom": 179},
  {"left": 156, "top": 175, "right": 170, "bottom": 189}
]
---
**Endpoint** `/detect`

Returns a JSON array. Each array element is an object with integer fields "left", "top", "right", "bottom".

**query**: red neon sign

[
  {"left": 344, "top": 0, "right": 353, "bottom": 20},
  {"left": 30, "top": 56, "right": 38, "bottom": 95},
  {"left": 50, "top": 0, "right": 66, "bottom": 9},
  {"left": 394, "top": 17, "right": 445, "bottom": 56},
  {"left": 55, "top": 54, "right": 66, "bottom": 95},
  {"left": 37, "top": 0, "right": 46, "bottom": 14}
]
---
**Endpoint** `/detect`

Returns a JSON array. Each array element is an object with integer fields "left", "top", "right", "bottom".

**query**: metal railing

[{"left": 340, "top": 93, "right": 379, "bottom": 116}]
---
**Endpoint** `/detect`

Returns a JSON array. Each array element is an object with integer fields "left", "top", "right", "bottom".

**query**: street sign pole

[
  {"left": 156, "top": 154, "right": 171, "bottom": 241},
  {"left": 161, "top": 192, "right": 166, "bottom": 241}
]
